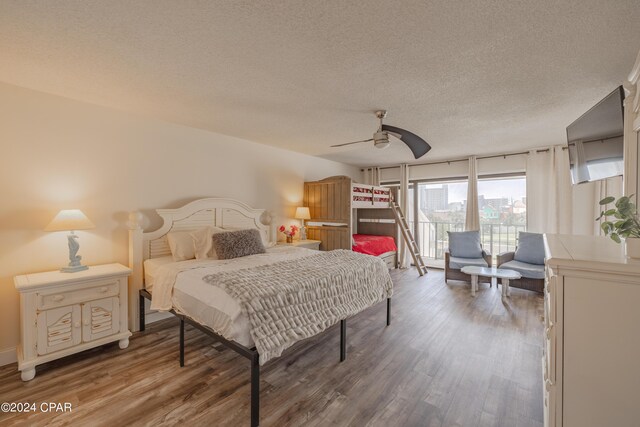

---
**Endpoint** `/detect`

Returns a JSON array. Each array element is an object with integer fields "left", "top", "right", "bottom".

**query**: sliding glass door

[{"left": 413, "top": 174, "right": 526, "bottom": 265}]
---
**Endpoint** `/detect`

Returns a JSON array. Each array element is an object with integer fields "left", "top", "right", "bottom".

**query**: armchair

[
  {"left": 444, "top": 230, "right": 492, "bottom": 284},
  {"left": 496, "top": 232, "right": 545, "bottom": 293}
]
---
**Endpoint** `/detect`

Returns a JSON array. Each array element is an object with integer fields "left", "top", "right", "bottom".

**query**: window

[{"left": 477, "top": 175, "right": 527, "bottom": 255}]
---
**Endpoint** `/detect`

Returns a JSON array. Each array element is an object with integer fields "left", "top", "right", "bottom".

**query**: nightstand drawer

[{"left": 37, "top": 278, "right": 121, "bottom": 310}]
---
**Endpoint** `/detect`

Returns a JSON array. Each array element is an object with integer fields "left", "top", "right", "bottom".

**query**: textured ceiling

[{"left": 1, "top": 1, "right": 639, "bottom": 166}]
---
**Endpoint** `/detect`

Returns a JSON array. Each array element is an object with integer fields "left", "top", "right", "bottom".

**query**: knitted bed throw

[{"left": 202, "top": 249, "right": 394, "bottom": 365}]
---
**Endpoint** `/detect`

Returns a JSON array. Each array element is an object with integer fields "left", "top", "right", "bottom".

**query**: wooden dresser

[{"left": 543, "top": 234, "right": 640, "bottom": 427}]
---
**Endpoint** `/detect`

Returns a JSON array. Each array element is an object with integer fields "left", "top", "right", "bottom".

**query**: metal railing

[{"left": 410, "top": 221, "right": 526, "bottom": 260}]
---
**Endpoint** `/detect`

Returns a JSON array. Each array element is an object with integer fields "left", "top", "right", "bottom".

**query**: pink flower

[{"left": 279, "top": 225, "right": 285, "bottom": 233}]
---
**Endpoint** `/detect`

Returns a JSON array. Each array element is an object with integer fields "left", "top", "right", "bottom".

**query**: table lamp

[
  {"left": 295, "top": 207, "right": 311, "bottom": 240},
  {"left": 45, "top": 209, "right": 95, "bottom": 272}
]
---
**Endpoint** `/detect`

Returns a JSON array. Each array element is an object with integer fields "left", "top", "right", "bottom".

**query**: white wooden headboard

[{"left": 127, "top": 198, "right": 274, "bottom": 331}]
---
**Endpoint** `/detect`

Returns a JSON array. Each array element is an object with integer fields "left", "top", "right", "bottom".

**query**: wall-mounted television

[{"left": 567, "top": 86, "right": 625, "bottom": 185}]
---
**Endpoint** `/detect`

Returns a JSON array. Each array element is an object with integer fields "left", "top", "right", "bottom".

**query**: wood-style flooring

[{"left": 0, "top": 269, "right": 544, "bottom": 427}]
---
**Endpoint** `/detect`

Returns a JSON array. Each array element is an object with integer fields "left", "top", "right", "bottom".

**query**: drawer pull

[
  {"left": 74, "top": 322, "right": 80, "bottom": 328},
  {"left": 545, "top": 379, "right": 553, "bottom": 391},
  {"left": 545, "top": 323, "right": 553, "bottom": 339},
  {"left": 52, "top": 295, "right": 64, "bottom": 302},
  {"left": 99, "top": 287, "right": 108, "bottom": 293},
  {"left": 83, "top": 319, "right": 90, "bottom": 326}
]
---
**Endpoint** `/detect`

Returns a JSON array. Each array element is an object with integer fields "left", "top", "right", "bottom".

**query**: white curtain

[
  {"left": 526, "top": 146, "right": 572, "bottom": 234},
  {"left": 465, "top": 156, "right": 480, "bottom": 230},
  {"left": 364, "top": 167, "right": 381, "bottom": 186},
  {"left": 399, "top": 163, "right": 411, "bottom": 268},
  {"left": 594, "top": 176, "right": 623, "bottom": 235}
]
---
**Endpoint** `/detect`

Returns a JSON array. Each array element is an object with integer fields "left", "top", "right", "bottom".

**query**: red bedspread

[{"left": 352, "top": 234, "right": 397, "bottom": 256}]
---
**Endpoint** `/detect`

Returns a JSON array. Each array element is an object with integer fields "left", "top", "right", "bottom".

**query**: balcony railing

[{"left": 410, "top": 221, "right": 526, "bottom": 260}]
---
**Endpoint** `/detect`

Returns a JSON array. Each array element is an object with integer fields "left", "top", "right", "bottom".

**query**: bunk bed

[{"left": 303, "top": 176, "right": 398, "bottom": 268}]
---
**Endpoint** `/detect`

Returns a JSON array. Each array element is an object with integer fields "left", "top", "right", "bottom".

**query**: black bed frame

[{"left": 139, "top": 289, "right": 391, "bottom": 427}]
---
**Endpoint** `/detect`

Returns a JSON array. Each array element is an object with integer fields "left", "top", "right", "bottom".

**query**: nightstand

[
  {"left": 14, "top": 263, "right": 132, "bottom": 381},
  {"left": 277, "top": 239, "right": 321, "bottom": 250}
]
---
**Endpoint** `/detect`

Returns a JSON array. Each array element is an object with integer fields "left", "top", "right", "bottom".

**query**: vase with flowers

[{"left": 279, "top": 225, "right": 299, "bottom": 243}]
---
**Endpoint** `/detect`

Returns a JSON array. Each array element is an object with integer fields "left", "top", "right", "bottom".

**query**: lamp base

[{"left": 61, "top": 265, "right": 89, "bottom": 273}]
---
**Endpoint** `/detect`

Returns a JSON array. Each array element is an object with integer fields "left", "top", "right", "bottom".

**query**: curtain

[
  {"left": 526, "top": 146, "right": 572, "bottom": 234},
  {"left": 399, "top": 163, "right": 411, "bottom": 268},
  {"left": 465, "top": 156, "right": 480, "bottom": 230},
  {"left": 364, "top": 167, "right": 381, "bottom": 186},
  {"left": 594, "top": 176, "right": 623, "bottom": 235}
]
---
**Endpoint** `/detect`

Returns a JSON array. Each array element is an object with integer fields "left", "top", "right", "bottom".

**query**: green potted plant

[{"left": 596, "top": 195, "right": 640, "bottom": 258}]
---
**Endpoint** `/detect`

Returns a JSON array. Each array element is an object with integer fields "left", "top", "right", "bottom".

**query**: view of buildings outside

[{"left": 415, "top": 177, "right": 527, "bottom": 259}]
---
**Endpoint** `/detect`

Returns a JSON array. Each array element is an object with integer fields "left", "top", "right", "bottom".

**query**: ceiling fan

[{"left": 331, "top": 110, "right": 431, "bottom": 159}]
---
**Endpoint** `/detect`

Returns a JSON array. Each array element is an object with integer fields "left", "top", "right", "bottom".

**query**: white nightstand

[
  {"left": 277, "top": 239, "right": 321, "bottom": 250},
  {"left": 14, "top": 263, "right": 132, "bottom": 381}
]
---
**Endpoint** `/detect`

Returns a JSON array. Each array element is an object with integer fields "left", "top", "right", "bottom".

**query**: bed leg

[
  {"left": 340, "top": 319, "right": 346, "bottom": 362},
  {"left": 179, "top": 318, "right": 185, "bottom": 367},
  {"left": 251, "top": 352, "right": 260, "bottom": 427},
  {"left": 139, "top": 292, "right": 146, "bottom": 332},
  {"left": 387, "top": 298, "right": 391, "bottom": 326}
]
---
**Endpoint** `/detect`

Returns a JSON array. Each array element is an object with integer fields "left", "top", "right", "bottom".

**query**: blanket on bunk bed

[{"left": 202, "top": 249, "right": 393, "bottom": 365}]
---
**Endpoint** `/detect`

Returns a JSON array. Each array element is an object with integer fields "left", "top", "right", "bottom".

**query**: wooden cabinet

[
  {"left": 15, "top": 264, "right": 131, "bottom": 381},
  {"left": 543, "top": 234, "right": 640, "bottom": 427}
]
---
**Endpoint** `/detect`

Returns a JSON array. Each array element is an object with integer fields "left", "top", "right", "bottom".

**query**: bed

[
  {"left": 128, "top": 198, "right": 393, "bottom": 427},
  {"left": 303, "top": 176, "right": 399, "bottom": 268}
]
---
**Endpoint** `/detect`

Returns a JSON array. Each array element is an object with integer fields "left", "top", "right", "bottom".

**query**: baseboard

[
  {"left": 0, "top": 347, "right": 17, "bottom": 367},
  {"left": 145, "top": 311, "right": 173, "bottom": 324}
]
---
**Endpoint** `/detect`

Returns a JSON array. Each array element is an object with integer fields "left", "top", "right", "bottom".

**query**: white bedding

[{"left": 143, "top": 246, "right": 317, "bottom": 346}]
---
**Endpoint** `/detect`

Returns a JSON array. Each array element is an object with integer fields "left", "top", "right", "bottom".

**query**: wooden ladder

[{"left": 389, "top": 197, "right": 428, "bottom": 276}]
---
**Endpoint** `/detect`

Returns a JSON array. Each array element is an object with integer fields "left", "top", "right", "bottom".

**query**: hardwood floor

[{"left": 0, "top": 269, "right": 544, "bottom": 427}]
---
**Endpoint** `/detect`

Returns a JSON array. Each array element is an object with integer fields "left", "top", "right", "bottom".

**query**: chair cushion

[
  {"left": 449, "top": 256, "right": 489, "bottom": 270},
  {"left": 514, "top": 232, "right": 545, "bottom": 265},
  {"left": 447, "top": 230, "right": 483, "bottom": 258},
  {"left": 500, "top": 260, "right": 545, "bottom": 280}
]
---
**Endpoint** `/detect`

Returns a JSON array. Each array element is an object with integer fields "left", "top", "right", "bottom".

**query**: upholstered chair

[
  {"left": 444, "top": 230, "right": 492, "bottom": 284},
  {"left": 496, "top": 232, "right": 545, "bottom": 293}
]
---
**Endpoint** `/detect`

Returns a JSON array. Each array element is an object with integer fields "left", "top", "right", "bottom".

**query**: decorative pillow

[
  {"left": 191, "top": 226, "right": 226, "bottom": 260},
  {"left": 167, "top": 231, "right": 196, "bottom": 262},
  {"left": 514, "top": 232, "right": 545, "bottom": 265},
  {"left": 447, "top": 230, "right": 483, "bottom": 258},
  {"left": 212, "top": 229, "right": 266, "bottom": 260}
]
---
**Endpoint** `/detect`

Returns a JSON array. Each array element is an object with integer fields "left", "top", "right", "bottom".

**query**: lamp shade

[
  {"left": 294, "top": 207, "right": 311, "bottom": 220},
  {"left": 45, "top": 209, "right": 95, "bottom": 232}
]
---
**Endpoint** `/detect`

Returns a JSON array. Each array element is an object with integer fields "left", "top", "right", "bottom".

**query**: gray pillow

[
  {"left": 514, "top": 232, "right": 545, "bottom": 265},
  {"left": 447, "top": 230, "right": 483, "bottom": 258},
  {"left": 211, "top": 229, "right": 266, "bottom": 260}
]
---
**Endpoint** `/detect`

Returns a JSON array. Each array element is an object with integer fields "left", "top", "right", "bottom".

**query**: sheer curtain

[
  {"left": 399, "top": 164, "right": 411, "bottom": 268},
  {"left": 363, "top": 167, "right": 381, "bottom": 186},
  {"left": 526, "top": 146, "right": 572, "bottom": 234},
  {"left": 465, "top": 156, "right": 480, "bottom": 230}
]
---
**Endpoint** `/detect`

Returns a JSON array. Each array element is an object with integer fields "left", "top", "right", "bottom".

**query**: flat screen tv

[{"left": 567, "top": 85, "right": 625, "bottom": 184}]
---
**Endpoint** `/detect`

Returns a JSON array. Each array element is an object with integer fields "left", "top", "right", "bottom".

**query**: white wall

[{"left": 0, "top": 82, "right": 359, "bottom": 363}]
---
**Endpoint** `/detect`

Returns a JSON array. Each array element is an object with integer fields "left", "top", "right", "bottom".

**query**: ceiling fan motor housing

[{"left": 373, "top": 131, "right": 390, "bottom": 149}]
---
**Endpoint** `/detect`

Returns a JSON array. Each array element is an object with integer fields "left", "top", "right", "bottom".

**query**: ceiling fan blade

[
  {"left": 381, "top": 124, "right": 431, "bottom": 159},
  {"left": 330, "top": 138, "right": 374, "bottom": 147}
]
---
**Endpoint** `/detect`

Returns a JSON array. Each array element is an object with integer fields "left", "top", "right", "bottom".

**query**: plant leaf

[
  {"left": 599, "top": 196, "right": 616, "bottom": 205},
  {"left": 611, "top": 233, "right": 621, "bottom": 243}
]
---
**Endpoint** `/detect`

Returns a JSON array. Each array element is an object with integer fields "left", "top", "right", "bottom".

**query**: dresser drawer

[{"left": 37, "top": 278, "right": 121, "bottom": 310}]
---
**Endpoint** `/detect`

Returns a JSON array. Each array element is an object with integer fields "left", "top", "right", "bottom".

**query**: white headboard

[{"left": 127, "top": 198, "right": 274, "bottom": 331}]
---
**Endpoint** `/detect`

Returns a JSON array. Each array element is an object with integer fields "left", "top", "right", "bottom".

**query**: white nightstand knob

[
  {"left": 74, "top": 322, "right": 80, "bottom": 328},
  {"left": 83, "top": 319, "right": 90, "bottom": 326},
  {"left": 99, "top": 287, "right": 108, "bottom": 293},
  {"left": 52, "top": 295, "right": 64, "bottom": 302}
]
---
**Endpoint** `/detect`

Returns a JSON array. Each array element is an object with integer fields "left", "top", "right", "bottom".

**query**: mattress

[
  {"left": 143, "top": 246, "right": 317, "bottom": 347},
  {"left": 352, "top": 234, "right": 397, "bottom": 257}
]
